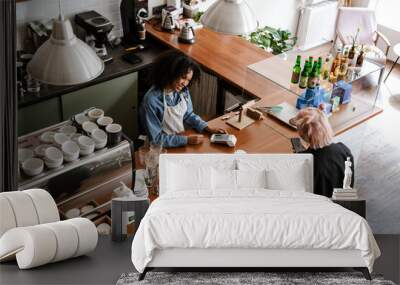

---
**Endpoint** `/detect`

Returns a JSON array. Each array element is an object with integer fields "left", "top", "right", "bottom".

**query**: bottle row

[{"left": 290, "top": 46, "right": 365, "bottom": 89}]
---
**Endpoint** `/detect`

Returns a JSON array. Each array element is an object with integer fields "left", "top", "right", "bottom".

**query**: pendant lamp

[
  {"left": 27, "top": 0, "right": 104, "bottom": 86},
  {"left": 200, "top": 0, "right": 258, "bottom": 35}
]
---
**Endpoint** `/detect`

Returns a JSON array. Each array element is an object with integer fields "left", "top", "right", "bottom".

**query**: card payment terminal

[{"left": 210, "top": 134, "right": 237, "bottom": 147}]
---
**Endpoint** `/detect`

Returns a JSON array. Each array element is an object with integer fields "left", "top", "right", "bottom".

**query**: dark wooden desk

[{"left": 146, "top": 23, "right": 382, "bottom": 146}]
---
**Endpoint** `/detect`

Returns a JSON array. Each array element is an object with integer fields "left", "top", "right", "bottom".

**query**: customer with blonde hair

[{"left": 291, "top": 107, "right": 354, "bottom": 197}]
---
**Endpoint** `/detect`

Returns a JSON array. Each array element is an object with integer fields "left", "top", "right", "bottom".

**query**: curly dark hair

[{"left": 151, "top": 50, "right": 201, "bottom": 90}]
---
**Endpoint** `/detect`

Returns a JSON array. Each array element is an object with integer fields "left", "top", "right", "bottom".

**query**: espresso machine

[
  {"left": 120, "top": 0, "right": 149, "bottom": 46},
  {"left": 75, "top": 11, "right": 114, "bottom": 62}
]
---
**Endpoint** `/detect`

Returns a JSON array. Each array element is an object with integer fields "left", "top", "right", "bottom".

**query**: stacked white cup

[
  {"left": 78, "top": 136, "right": 95, "bottom": 156},
  {"left": 62, "top": 141, "right": 80, "bottom": 162},
  {"left": 44, "top": 147, "right": 63, "bottom": 169},
  {"left": 53, "top": 133, "right": 70, "bottom": 148},
  {"left": 22, "top": 158, "right": 44, "bottom": 176},
  {"left": 91, "top": 129, "right": 107, "bottom": 150}
]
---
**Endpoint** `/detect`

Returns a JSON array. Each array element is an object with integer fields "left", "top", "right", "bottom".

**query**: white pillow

[
  {"left": 237, "top": 169, "right": 267, "bottom": 189},
  {"left": 237, "top": 158, "right": 309, "bottom": 192},
  {"left": 212, "top": 169, "right": 237, "bottom": 190},
  {"left": 211, "top": 169, "right": 267, "bottom": 190},
  {"left": 168, "top": 163, "right": 212, "bottom": 191},
  {"left": 266, "top": 167, "right": 307, "bottom": 192}
]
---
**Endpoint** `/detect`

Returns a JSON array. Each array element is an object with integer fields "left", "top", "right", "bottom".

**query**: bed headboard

[{"left": 158, "top": 154, "right": 314, "bottom": 195}]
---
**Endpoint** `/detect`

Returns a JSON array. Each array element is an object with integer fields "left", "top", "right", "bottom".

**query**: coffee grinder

[
  {"left": 75, "top": 11, "right": 114, "bottom": 62},
  {"left": 120, "top": 0, "right": 148, "bottom": 46}
]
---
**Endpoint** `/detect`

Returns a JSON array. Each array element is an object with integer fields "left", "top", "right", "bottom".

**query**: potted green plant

[{"left": 243, "top": 26, "right": 297, "bottom": 55}]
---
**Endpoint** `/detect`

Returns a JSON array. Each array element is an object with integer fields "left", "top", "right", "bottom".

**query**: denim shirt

[{"left": 139, "top": 86, "right": 208, "bottom": 148}]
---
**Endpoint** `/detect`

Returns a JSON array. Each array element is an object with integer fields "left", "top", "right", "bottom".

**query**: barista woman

[{"left": 139, "top": 50, "right": 226, "bottom": 148}]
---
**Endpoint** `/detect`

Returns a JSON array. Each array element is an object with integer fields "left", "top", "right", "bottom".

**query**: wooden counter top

[
  {"left": 146, "top": 23, "right": 270, "bottom": 90},
  {"left": 146, "top": 22, "right": 382, "bottom": 153}
]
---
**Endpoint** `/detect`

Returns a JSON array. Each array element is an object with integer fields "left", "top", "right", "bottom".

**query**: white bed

[{"left": 131, "top": 154, "right": 380, "bottom": 280}]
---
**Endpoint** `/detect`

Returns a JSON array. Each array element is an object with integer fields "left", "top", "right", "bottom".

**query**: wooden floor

[{"left": 335, "top": 60, "right": 400, "bottom": 234}]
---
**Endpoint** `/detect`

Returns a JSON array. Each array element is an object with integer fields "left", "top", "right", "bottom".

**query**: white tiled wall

[{"left": 16, "top": 0, "right": 123, "bottom": 50}]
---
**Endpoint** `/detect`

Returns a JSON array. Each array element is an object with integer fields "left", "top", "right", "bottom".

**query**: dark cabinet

[
  {"left": 18, "top": 72, "right": 139, "bottom": 139},
  {"left": 18, "top": 97, "right": 62, "bottom": 136}
]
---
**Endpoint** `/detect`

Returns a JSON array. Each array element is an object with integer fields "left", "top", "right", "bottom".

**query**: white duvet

[{"left": 131, "top": 190, "right": 380, "bottom": 273}]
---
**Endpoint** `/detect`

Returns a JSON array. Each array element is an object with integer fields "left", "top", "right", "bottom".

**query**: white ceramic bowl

[
  {"left": 62, "top": 141, "right": 80, "bottom": 156},
  {"left": 91, "top": 129, "right": 107, "bottom": 144},
  {"left": 64, "top": 153, "right": 79, "bottom": 162},
  {"left": 80, "top": 205, "right": 94, "bottom": 214},
  {"left": 82, "top": 121, "right": 98, "bottom": 134},
  {"left": 95, "top": 140, "right": 107, "bottom": 150},
  {"left": 78, "top": 136, "right": 95, "bottom": 155},
  {"left": 53, "top": 133, "right": 70, "bottom": 147},
  {"left": 59, "top": 125, "right": 77, "bottom": 137},
  {"left": 44, "top": 158, "right": 63, "bottom": 169},
  {"left": 22, "top": 158, "right": 44, "bottom": 176},
  {"left": 78, "top": 135, "right": 95, "bottom": 149},
  {"left": 34, "top": 144, "right": 51, "bottom": 157},
  {"left": 80, "top": 146, "right": 95, "bottom": 156},
  {"left": 62, "top": 140, "right": 80, "bottom": 162},
  {"left": 88, "top": 108, "right": 104, "bottom": 121},
  {"left": 44, "top": 146, "right": 63, "bottom": 163},
  {"left": 65, "top": 208, "right": 80, "bottom": 219},
  {"left": 39, "top": 131, "right": 56, "bottom": 144},
  {"left": 74, "top": 113, "right": 89, "bottom": 125},
  {"left": 97, "top": 116, "right": 113, "bottom": 128},
  {"left": 18, "top": 148, "right": 34, "bottom": 163},
  {"left": 71, "top": 133, "right": 81, "bottom": 142}
]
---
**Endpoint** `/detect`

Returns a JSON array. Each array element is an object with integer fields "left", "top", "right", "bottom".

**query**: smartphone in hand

[{"left": 290, "top": 138, "right": 306, "bottom": 153}]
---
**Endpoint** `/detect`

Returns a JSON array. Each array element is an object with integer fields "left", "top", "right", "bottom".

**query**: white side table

[{"left": 384, "top": 43, "right": 400, "bottom": 82}]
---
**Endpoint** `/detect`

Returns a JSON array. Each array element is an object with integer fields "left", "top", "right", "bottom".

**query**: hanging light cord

[{"left": 58, "top": 0, "right": 64, "bottom": 21}]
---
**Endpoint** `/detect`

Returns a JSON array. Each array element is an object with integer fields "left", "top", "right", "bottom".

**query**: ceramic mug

[
  {"left": 82, "top": 121, "right": 99, "bottom": 136},
  {"left": 88, "top": 108, "right": 104, "bottom": 122},
  {"left": 97, "top": 116, "right": 113, "bottom": 130},
  {"left": 72, "top": 113, "right": 90, "bottom": 131},
  {"left": 106, "top": 124, "right": 122, "bottom": 147}
]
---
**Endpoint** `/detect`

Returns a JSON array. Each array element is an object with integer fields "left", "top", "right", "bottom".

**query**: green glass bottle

[
  {"left": 317, "top": 57, "right": 323, "bottom": 69},
  {"left": 321, "top": 57, "right": 330, "bottom": 80},
  {"left": 299, "top": 61, "right": 309, "bottom": 89},
  {"left": 291, "top": 55, "right": 302, "bottom": 84},
  {"left": 307, "top": 61, "right": 319, "bottom": 89}
]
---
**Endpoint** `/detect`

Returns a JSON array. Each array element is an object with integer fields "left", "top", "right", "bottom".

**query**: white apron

[{"left": 161, "top": 91, "right": 187, "bottom": 135}]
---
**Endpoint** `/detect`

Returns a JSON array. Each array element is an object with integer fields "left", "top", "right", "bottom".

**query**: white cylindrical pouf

[
  {"left": 0, "top": 226, "right": 57, "bottom": 269},
  {"left": 1, "top": 192, "right": 39, "bottom": 227},
  {"left": 43, "top": 221, "right": 79, "bottom": 262},
  {"left": 0, "top": 196, "right": 17, "bottom": 237},
  {"left": 24, "top": 189, "right": 60, "bottom": 223},
  {"left": 67, "top": 218, "right": 98, "bottom": 257}
]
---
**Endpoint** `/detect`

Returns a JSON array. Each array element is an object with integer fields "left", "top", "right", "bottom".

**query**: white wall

[
  {"left": 16, "top": 0, "right": 301, "bottom": 50},
  {"left": 248, "top": 0, "right": 300, "bottom": 33},
  {"left": 203, "top": 0, "right": 300, "bottom": 34},
  {"left": 16, "top": 0, "right": 123, "bottom": 50}
]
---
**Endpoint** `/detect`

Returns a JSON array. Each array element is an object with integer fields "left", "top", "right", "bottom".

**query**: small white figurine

[{"left": 342, "top": 157, "right": 352, "bottom": 189}]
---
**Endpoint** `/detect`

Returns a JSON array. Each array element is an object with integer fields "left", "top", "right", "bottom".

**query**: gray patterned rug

[{"left": 116, "top": 271, "right": 396, "bottom": 285}]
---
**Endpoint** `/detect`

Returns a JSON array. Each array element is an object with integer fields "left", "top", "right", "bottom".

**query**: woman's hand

[
  {"left": 205, "top": 126, "right": 227, "bottom": 134},
  {"left": 187, "top": 135, "right": 204, "bottom": 145}
]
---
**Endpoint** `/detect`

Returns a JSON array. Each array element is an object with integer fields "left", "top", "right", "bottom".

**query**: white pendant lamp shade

[
  {"left": 200, "top": 0, "right": 258, "bottom": 35},
  {"left": 27, "top": 17, "right": 104, "bottom": 86}
]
